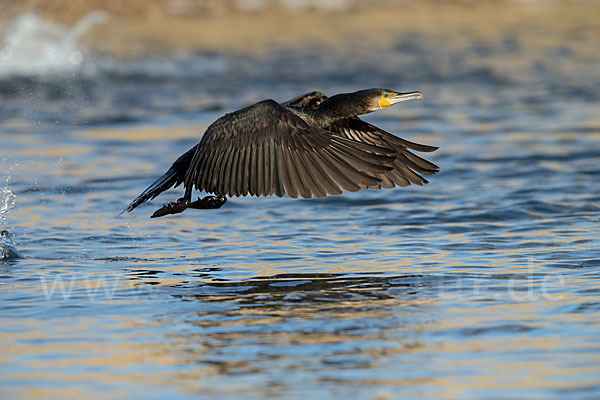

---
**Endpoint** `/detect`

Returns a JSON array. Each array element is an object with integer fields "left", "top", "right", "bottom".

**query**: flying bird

[{"left": 124, "top": 88, "right": 439, "bottom": 218}]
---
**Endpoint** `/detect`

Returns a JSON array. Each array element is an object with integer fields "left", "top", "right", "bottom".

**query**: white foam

[{"left": 0, "top": 11, "right": 108, "bottom": 77}]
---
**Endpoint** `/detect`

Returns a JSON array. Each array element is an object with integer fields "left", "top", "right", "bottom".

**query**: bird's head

[
  {"left": 357, "top": 88, "right": 424, "bottom": 112},
  {"left": 314, "top": 88, "right": 424, "bottom": 127},
  {"left": 325, "top": 89, "right": 424, "bottom": 112}
]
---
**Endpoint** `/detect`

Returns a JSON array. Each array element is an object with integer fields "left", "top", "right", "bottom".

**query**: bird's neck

[{"left": 289, "top": 93, "right": 366, "bottom": 129}]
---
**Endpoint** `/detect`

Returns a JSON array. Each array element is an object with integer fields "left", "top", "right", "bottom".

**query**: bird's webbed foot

[
  {"left": 151, "top": 197, "right": 190, "bottom": 218},
  {"left": 189, "top": 195, "right": 227, "bottom": 210}
]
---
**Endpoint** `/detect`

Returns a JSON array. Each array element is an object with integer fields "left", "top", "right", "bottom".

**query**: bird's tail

[{"left": 123, "top": 145, "right": 197, "bottom": 213}]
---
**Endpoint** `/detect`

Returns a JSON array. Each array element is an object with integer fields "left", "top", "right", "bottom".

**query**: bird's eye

[{"left": 383, "top": 93, "right": 389, "bottom": 98}]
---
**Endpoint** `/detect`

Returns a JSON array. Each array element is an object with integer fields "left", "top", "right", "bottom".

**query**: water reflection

[
  {"left": 129, "top": 271, "right": 438, "bottom": 395},
  {"left": 118, "top": 267, "right": 599, "bottom": 398}
]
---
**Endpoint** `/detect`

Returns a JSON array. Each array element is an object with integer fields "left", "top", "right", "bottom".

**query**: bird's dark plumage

[{"left": 125, "top": 88, "right": 439, "bottom": 217}]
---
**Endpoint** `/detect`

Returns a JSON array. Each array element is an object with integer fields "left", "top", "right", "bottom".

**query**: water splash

[
  {"left": 1, "top": 171, "right": 22, "bottom": 260},
  {"left": 0, "top": 230, "right": 22, "bottom": 260},
  {"left": 0, "top": 11, "right": 108, "bottom": 77},
  {"left": 0, "top": 176, "right": 19, "bottom": 260},
  {"left": 0, "top": 186, "right": 16, "bottom": 224}
]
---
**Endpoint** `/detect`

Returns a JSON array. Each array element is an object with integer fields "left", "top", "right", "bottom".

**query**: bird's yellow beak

[{"left": 379, "top": 91, "right": 424, "bottom": 109}]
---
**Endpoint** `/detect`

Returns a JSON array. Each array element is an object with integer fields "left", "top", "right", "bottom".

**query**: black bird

[{"left": 124, "top": 88, "right": 439, "bottom": 218}]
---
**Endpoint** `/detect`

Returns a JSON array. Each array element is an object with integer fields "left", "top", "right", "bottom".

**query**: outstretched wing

[
  {"left": 329, "top": 117, "right": 439, "bottom": 188},
  {"left": 185, "top": 100, "right": 397, "bottom": 199},
  {"left": 286, "top": 91, "right": 439, "bottom": 189}
]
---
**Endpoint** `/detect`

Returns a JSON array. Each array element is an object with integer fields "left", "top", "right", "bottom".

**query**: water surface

[{"left": 1, "top": 6, "right": 599, "bottom": 399}]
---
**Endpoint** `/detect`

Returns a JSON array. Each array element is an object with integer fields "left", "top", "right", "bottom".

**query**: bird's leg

[
  {"left": 189, "top": 195, "right": 227, "bottom": 210},
  {"left": 150, "top": 186, "right": 194, "bottom": 218},
  {"left": 151, "top": 197, "right": 190, "bottom": 218}
]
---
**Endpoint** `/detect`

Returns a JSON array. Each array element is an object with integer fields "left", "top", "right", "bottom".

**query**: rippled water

[{"left": 1, "top": 7, "right": 600, "bottom": 399}]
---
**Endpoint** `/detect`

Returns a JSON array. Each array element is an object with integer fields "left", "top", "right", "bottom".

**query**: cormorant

[{"left": 124, "top": 88, "right": 439, "bottom": 218}]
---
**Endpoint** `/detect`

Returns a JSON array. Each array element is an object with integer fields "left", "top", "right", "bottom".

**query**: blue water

[{"left": 1, "top": 8, "right": 600, "bottom": 400}]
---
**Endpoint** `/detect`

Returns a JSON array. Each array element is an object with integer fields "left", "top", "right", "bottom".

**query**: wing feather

[
  {"left": 288, "top": 134, "right": 318, "bottom": 199},
  {"left": 281, "top": 145, "right": 300, "bottom": 198},
  {"left": 209, "top": 147, "right": 226, "bottom": 191},
  {"left": 272, "top": 140, "right": 285, "bottom": 197},
  {"left": 290, "top": 149, "right": 313, "bottom": 199},
  {"left": 233, "top": 146, "right": 243, "bottom": 196},
  {"left": 296, "top": 150, "right": 328, "bottom": 198},
  {"left": 242, "top": 144, "right": 251, "bottom": 196},
  {"left": 305, "top": 151, "right": 343, "bottom": 196},
  {"left": 248, "top": 144, "right": 257, "bottom": 196},
  {"left": 254, "top": 143, "right": 263, "bottom": 196},
  {"left": 313, "top": 149, "right": 361, "bottom": 192},
  {"left": 264, "top": 139, "right": 274, "bottom": 196},
  {"left": 217, "top": 146, "right": 233, "bottom": 195}
]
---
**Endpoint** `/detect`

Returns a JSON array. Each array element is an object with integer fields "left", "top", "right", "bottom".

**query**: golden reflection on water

[
  {"left": 86, "top": 124, "right": 209, "bottom": 142},
  {"left": 7, "top": 272, "right": 596, "bottom": 399},
  {"left": 2, "top": 251, "right": 600, "bottom": 399},
  {"left": 3, "top": 319, "right": 181, "bottom": 399}
]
